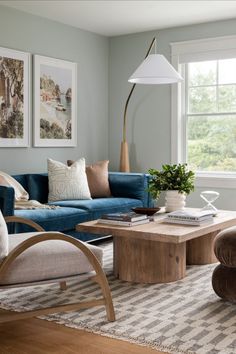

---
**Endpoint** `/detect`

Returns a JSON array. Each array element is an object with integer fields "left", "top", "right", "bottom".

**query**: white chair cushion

[
  {"left": 0, "top": 210, "right": 8, "bottom": 261},
  {"left": 0, "top": 232, "right": 103, "bottom": 285}
]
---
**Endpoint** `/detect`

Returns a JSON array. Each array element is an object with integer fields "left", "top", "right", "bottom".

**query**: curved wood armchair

[
  {"left": 0, "top": 216, "right": 115, "bottom": 323},
  {"left": 5, "top": 215, "right": 45, "bottom": 232}
]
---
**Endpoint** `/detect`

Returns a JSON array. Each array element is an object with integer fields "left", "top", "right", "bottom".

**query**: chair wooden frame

[{"left": 0, "top": 216, "right": 115, "bottom": 323}]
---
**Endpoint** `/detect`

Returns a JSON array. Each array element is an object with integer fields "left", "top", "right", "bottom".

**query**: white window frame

[{"left": 171, "top": 35, "right": 236, "bottom": 188}]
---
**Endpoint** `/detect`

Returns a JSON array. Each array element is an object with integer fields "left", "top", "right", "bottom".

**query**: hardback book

[
  {"left": 97, "top": 218, "right": 150, "bottom": 227},
  {"left": 164, "top": 217, "right": 213, "bottom": 226},
  {"left": 167, "top": 210, "right": 214, "bottom": 222},
  {"left": 100, "top": 211, "right": 147, "bottom": 222}
]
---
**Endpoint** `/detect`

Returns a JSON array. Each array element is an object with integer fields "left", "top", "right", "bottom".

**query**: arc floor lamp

[{"left": 119, "top": 37, "right": 183, "bottom": 172}]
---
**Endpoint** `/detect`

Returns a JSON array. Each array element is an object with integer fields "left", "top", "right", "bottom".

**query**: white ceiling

[{"left": 1, "top": 1, "right": 236, "bottom": 37}]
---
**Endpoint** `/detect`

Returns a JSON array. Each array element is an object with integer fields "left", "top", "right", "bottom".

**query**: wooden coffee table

[{"left": 76, "top": 209, "right": 236, "bottom": 284}]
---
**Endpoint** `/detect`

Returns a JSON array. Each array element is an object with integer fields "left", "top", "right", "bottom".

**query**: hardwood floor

[{"left": 0, "top": 311, "right": 166, "bottom": 354}]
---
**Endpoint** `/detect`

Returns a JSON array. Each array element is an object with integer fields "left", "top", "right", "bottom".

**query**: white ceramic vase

[{"left": 165, "top": 190, "right": 186, "bottom": 212}]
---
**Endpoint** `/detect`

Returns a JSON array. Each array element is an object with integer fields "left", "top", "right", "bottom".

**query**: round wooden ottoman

[{"left": 212, "top": 227, "right": 236, "bottom": 302}]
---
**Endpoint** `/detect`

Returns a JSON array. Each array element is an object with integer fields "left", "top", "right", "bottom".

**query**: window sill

[{"left": 195, "top": 172, "right": 236, "bottom": 188}]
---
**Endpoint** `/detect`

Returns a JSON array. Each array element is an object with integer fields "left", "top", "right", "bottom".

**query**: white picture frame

[
  {"left": 0, "top": 47, "right": 30, "bottom": 147},
  {"left": 34, "top": 55, "right": 77, "bottom": 147}
]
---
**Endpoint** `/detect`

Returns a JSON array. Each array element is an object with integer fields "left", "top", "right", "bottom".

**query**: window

[
  {"left": 186, "top": 59, "right": 236, "bottom": 172},
  {"left": 171, "top": 35, "right": 236, "bottom": 187}
]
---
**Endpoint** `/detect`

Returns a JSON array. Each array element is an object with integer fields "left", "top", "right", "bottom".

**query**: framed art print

[
  {"left": 34, "top": 55, "right": 77, "bottom": 147},
  {"left": 0, "top": 47, "right": 30, "bottom": 147}
]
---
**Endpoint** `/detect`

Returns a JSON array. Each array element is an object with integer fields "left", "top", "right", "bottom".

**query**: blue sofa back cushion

[
  {"left": 109, "top": 172, "right": 149, "bottom": 204},
  {"left": 13, "top": 173, "right": 48, "bottom": 203},
  {"left": 13, "top": 174, "right": 28, "bottom": 191},
  {"left": 27, "top": 174, "right": 48, "bottom": 203},
  {"left": 13, "top": 172, "right": 149, "bottom": 204}
]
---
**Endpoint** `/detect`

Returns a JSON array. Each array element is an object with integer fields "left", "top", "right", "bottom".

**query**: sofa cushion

[
  {"left": 14, "top": 207, "right": 91, "bottom": 233},
  {"left": 12, "top": 174, "right": 28, "bottom": 191},
  {"left": 109, "top": 172, "right": 148, "bottom": 202},
  {"left": 27, "top": 174, "right": 48, "bottom": 203},
  {"left": 67, "top": 160, "right": 111, "bottom": 198},
  {"left": 48, "top": 158, "right": 91, "bottom": 202},
  {"left": 49, "top": 197, "right": 143, "bottom": 219},
  {"left": 0, "top": 232, "right": 103, "bottom": 285}
]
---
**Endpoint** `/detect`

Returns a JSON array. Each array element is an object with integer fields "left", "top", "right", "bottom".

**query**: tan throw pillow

[
  {"left": 67, "top": 160, "right": 111, "bottom": 198},
  {"left": 0, "top": 210, "right": 8, "bottom": 261},
  {"left": 48, "top": 158, "right": 91, "bottom": 202}
]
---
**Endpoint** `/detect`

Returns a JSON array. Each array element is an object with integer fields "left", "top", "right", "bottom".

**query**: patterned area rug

[{"left": 1, "top": 241, "right": 236, "bottom": 354}]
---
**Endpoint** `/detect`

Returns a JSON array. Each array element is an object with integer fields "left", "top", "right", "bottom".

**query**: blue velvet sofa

[{"left": 0, "top": 172, "right": 152, "bottom": 242}]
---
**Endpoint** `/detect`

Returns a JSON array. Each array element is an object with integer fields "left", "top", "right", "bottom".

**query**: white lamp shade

[{"left": 128, "top": 54, "right": 183, "bottom": 84}]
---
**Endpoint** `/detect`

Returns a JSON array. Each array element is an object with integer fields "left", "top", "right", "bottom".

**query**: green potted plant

[{"left": 148, "top": 163, "right": 195, "bottom": 212}]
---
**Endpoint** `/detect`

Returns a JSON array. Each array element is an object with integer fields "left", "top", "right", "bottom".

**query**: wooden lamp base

[{"left": 119, "top": 141, "right": 130, "bottom": 172}]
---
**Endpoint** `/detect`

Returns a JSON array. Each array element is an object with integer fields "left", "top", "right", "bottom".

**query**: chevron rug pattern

[{"left": 0, "top": 241, "right": 236, "bottom": 354}]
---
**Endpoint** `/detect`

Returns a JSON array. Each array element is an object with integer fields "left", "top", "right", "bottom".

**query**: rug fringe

[{"left": 39, "top": 314, "right": 195, "bottom": 354}]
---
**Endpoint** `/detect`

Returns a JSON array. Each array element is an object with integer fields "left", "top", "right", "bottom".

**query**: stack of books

[
  {"left": 97, "top": 211, "right": 150, "bottom": 227},
  {"left": 165, "top": 209, "right": 214, "bottom": 226}
]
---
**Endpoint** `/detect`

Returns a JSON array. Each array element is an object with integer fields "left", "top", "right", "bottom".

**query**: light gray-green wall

[
  {"left": 1, "top": 5, "right": 236, "bottom": 210},
  {"left": 109, "top": 18, "right": 236, "bottom": 210},
  {"left": 0, "top": 5, "right": 109, "bottom": 174}
]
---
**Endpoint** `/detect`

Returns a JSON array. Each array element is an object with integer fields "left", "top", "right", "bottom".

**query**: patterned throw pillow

[
  {"left": 48, "top": 158, "right": 91, "bottom": 202},
  {"left": 67, "top": 160, "right": 111, "bottom": 198},
  {"left": 0, "top": 210, "right": 8, "bottom": 261}
]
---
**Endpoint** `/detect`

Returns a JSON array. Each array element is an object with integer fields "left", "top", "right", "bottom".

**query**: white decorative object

[
  {"left": 200, "top": 190, "right": 219, "bottom": 216},
  {"left": 0, "top": 210, "right": 8, "bottom": 260},
  {"left": 165, "top": 190, "right": 186, "bottom": 212},
  {"left": 129, "top": 54, "right": 183, "bottom": 84},
  {"left": 47, "top": 158, "right": 91, "bottom": 202}
]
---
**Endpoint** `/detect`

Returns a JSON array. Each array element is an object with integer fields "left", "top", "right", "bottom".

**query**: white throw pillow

[
  {"left": 0, "top": 210, "right": 8, "bottom": 261},
  {"left": 48, "top": 158, "right": 91, "bottom": 202}
]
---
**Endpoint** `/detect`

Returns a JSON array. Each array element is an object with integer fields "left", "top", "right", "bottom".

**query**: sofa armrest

[
  {"left": 108, "top": 172, "right": 153, "bottom": 207},
  {"left": 0, "top": 186, "right": 15, "bottom": 216}
]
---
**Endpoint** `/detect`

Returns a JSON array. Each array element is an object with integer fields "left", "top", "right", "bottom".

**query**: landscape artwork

[
  {"left": 0, "top": 47, "right": 29, "bottom": 147},
  {"left": 34, "top": 55, "right": 77, "bottom": 146}
]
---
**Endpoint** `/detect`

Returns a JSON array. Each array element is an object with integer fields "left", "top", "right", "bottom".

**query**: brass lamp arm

[{"left": 122, "top": 37, "right": 157, "bottom": 142}]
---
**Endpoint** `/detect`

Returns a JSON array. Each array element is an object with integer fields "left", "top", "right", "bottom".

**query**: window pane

[
  {"left": 187, "top": 115, "right": 236, "bottom": 172},
  {"left": 188, "top": 61, "right": 217, "bottom": 86},
  {"left": 219, "top": 58, "right": 236, "bottom": 84},
  {"left": 218, "top": 85, "right": 236, "bottom": 112},
  {"left": 188, "top": 87, "right": 216, "bottom": 113}
]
